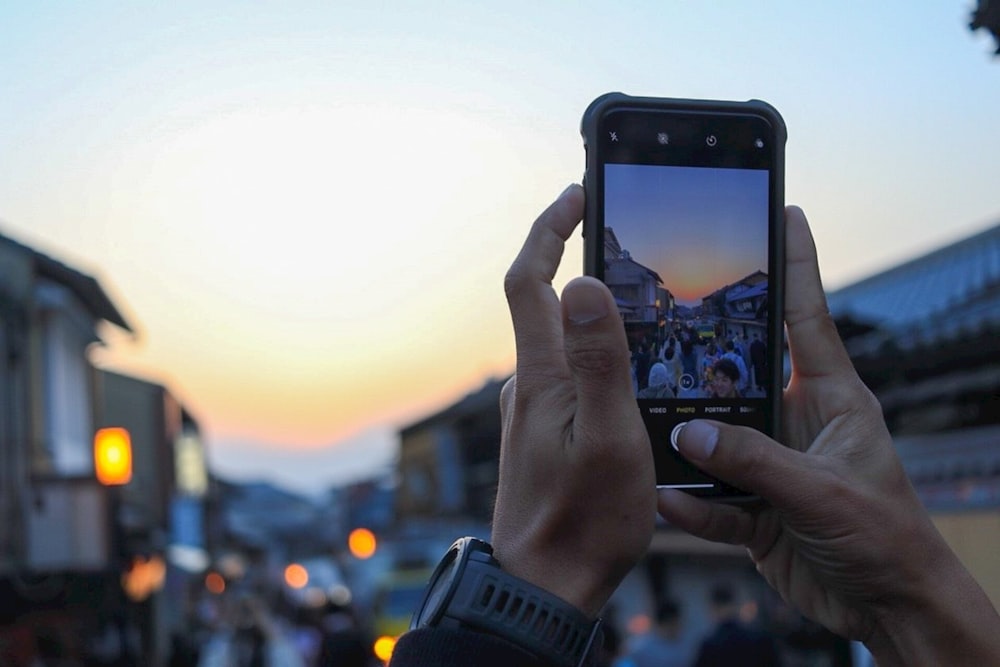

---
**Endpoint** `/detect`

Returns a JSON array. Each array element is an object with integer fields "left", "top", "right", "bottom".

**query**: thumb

[
  {"left": 560, "top": 277, "right": 644, "bottom": 441},
  {"left": 676, "top": 420, "right": 812, "bottom": 508}
]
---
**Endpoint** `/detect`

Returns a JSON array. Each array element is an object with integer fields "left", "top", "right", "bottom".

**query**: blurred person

[
  {"left": 721, "top": 339, "right": 749, "bottom": 393},
  {"left": 679, "top": 339, "right": 698, "bottom": 382},
  {"left": 31, "top": 628, "right": 80, "bottom": 667},
  {"left": 314, "top": 602, "right": 371, "bottom": 667},
  {"left": 691, "top": 585, "right": 779, "bottom": 667},
  {"left": 739, "top": 333, "right": 753, "bottom": 374},
  {"left": 638, "top": 362, "right": 674, "bottom": 398},
  {"left": 707, "top": 358, "right": 741, "bottom": 399},
  {"left": 658, "top": 339, "right": 683, "bottom": 389},
  {"left": 387, "top": 186, "right": 1000, "bottom": 666},
  {"left": 84, "top": 614, "right": 139, "bottom": 667},
  {"left": 247, "top": 598, "right": 305, "bottom": 667},
  {"left": 698, "top": 341, "right": 722, "bottom": 392},
  {"left": 750, "top": 333, "right": 767, "bottom": 392},
  {"left": 168, "top": 596, "right": 208, "bottom": 667},
  {"left": 633, "top": 342, "right": 652, "bottom": 392},
  {"left": 200, "top": 595, "right": 305, "bottom": 667},
  {"left": 617, "top": 600, "right": 691, "bottom": 667}
]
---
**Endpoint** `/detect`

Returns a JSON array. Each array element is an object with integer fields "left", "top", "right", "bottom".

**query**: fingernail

[
  {"left": 564, "top": 281, "right": 609, "bottom": 325},
  {"left": 559, "top": 183, "right": 577, "bottom": 199},
  {"left": 677, "top": 421, "right": 718, "bottom": 461}
]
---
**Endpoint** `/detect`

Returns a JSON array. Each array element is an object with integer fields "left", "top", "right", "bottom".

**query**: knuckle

[
  {"left": 565, "top": 342, "right": 620, "bottom": 376},
  {"left": 503, "top": 265, "right": 529, "bottom": 302}
]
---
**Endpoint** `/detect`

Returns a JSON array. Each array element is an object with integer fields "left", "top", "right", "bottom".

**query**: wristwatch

[{"left": 410, "top": 537, "right": 603, "bottom": 667}]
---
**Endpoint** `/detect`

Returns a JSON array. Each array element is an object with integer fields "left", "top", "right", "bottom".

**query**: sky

[
  {"left": 606, "top": 164, "right": 768, "bottom": 305},
  {"left": 1, "top": 2, "right": 998, "bottom": 494}
]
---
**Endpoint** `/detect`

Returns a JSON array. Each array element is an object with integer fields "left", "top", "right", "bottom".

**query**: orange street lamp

[
  {"left": 94, "top": 427, "right": 132, "bottom": 486},
  {"left": 348, "top": 528, "right": 377, "bottom": 560},
  {"left": 205, "top": 572, "right": 226, "bottom": 595},
  {"left": 284, "top": 563, "right": 309, "bottom": 589}
]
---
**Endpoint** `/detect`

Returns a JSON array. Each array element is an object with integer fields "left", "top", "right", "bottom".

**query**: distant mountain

[{"left": 208, "top": 424, "right": 398, "bottom": 498}]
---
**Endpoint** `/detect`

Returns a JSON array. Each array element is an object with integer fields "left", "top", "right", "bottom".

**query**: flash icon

[{"left": 657, "top": 132, "right": 669, "bottom": 145}]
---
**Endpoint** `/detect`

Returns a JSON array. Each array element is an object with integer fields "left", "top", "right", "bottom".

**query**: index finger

[{"left": 504, "top": 184, "right": 585, "bottom": 378}]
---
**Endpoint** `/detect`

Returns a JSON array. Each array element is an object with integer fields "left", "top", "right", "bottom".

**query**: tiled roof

[{"left": 827, "top": 221, "right": 1000, "bottom": 346}]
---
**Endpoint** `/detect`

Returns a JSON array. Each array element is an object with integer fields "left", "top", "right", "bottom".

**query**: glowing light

[
  {"left": 284, "top": 563, "right": 309, "bottom": 589},
  {"left": 217, "top": 553, "right": 247, "bottom": 580},
  {"left": 205, "top": 572, "right": 226, "bottom": 595},
  {"left": 94, "top": 427, "right": 132, "bottom": 485},
  {"left": 348, "top": 528, "right": 378, "bottom": 560},
  {"left": 329, "top": 584, "right": 353, "bottom": 606},
  {"left": 373, "top": 636, "right": 397, "bottom": 664},
  {"left": 627, "top": 613, "right": 651, "bottom": 636},
  {"left": 122, "top": 555, "right": 166, "bottom": 601}
]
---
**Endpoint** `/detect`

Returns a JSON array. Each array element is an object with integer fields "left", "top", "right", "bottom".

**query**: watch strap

[{"left": 441, "top": 552, "right": 602, "bottom": 667}]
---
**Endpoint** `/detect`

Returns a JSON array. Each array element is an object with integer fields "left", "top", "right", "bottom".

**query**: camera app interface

[
  {"left": 604, "top": 164, "right": 770, "bottom": 403},
  {"left": 600, "top": 122, "right": 777, "bottom": 491}
]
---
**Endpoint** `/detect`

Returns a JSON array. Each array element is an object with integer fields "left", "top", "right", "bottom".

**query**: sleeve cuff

[{"left": 390, "top": 626, "right": 551, "bottom": 667}]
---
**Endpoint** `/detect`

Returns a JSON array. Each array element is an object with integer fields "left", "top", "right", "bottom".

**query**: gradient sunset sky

[
  {"left": 606, "top": 165, "right": 768, "bottom": 306},
  {"left": 1, "top": 3, "right": 997, "bottom": 492}
]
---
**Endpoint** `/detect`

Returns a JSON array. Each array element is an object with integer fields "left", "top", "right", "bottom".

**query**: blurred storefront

[
  {"left": 0, "top": 232, "right": 133, "bottom": 665},
  {"left": 97, "top": 370, "right": 212, "bottom": 666},
  {"left": 397, "top": 377, "right": 504, "bottom": 534},
  {"left": 0, "top": 231, "right": 212, "bottom": 666}
]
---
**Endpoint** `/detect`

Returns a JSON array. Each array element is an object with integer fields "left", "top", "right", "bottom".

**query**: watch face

[{"left": 411, "top": 544, "right": 461, "bottom": 628}]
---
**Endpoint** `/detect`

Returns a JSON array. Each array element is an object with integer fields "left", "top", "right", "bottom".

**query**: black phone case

[{"left": 580, "top": 92, "right": 787, "bottom": 502}]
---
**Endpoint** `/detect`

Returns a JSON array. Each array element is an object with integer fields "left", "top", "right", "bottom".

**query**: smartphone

[{"left": 581, "top": 93, "right": 786, "bottom": 500}]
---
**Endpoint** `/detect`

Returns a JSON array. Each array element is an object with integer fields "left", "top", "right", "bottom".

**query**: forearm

[{"left": 866, "top": 547, "right": 1000, "bottom": 666}]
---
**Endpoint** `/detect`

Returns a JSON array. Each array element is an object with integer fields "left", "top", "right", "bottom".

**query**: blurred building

[
  {"left": 827, "top": 220, "right": 1000, "bottom": 608},
  {"left": 213, "top": 478, "right": 324, "bottom": 567},
  {"left": 0, "top": 232, "right": 132, "bottom": 665},
  {"left": 0, "top": 231, "right": 214, "bottom": 667},
  {"left": 396, "top": 377, "right": 505, "bottom": 529},
  {"left": 700, "top": 270, "right": 769, "bottom": 341},
  {"left": 96, "top": 370, "right": 211, "bottom": 666},
  {"left": 340, "top": 476, "right": 395, "bottom": 537},
  {"left": 604, "top": 228, "right": 672, "bottom": 333}
]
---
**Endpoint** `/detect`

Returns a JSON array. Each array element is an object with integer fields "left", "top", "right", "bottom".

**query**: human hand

[
  {"left": 492, "top": 184, "right": 656, "bottom": 618},
  {"left": 658, "top": 206, "right": 1000, "bottom": 663}
]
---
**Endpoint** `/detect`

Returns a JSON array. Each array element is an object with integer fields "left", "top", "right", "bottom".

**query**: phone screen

[{"left": 585, "top": 103, "right": 783, "bottom": 496}]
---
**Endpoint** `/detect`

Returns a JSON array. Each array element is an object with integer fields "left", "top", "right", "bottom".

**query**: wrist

[
  {"left": 412, "top": 537, "right": 603, "bottom": 667},
  {"left": 491, "top": 542, "right": 616, "bottom": 619}
]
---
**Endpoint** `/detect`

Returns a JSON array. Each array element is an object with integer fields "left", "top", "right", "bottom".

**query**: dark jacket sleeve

[{"left": 389, "top": 627, "right": 549, "bottom": 667}]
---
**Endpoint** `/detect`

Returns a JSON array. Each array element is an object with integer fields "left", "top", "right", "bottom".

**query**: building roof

[
  {"left": 827, "top": 221, "right": 1000, "bottom": 346},
  {"left": 0, "top": 232, "right": 132, "bottom": 332},
  {"left": 726, "top": 281, "right": 767, "bottom": 302},
  {"left": 399, "top": 376, "right": 508, "bottom": 437}
]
